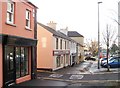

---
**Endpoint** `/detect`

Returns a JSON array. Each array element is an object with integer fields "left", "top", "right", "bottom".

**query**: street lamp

[{"left": 98, "top": 1, "right": 102, "bottom": 69}]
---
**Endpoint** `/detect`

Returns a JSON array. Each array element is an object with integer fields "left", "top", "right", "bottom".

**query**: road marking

[
  {"left": 49, "top": 74, "right": 63, "bottom": 78},
  {"left": 69, "top": 75, "right": 84, "bottom": 80},
  {"left": 42, "top": 77, "right": 120, "bottom": 83}
]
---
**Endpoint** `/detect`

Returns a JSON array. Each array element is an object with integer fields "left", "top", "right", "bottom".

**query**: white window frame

[
  {"left": 7, "top": 1, "right": 14, "bottom": 24},
  {"left": 25, "top": 9, "right": 31, "bottom": 29}
]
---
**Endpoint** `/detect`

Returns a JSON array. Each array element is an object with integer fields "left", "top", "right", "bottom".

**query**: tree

[
  {"left": 85, "top": 39, "right": 98, "bottom": 57},
  {"left": 102, "top": 24, "right": 117, "bottom": 71},
  {"left": 110, "top": 43, "right": 119, "bottom": 55}
]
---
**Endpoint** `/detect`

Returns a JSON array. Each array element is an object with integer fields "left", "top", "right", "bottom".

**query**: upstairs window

[
  {"left": 26, "top": 10, "right": 30, "bottom": 29},
  {"left": 56, "top": 38, "right": 58, "bottom": 49},
  {"left": 60, "top": 39, "right": 62, "bottom": 49},
  {"left": 7, "top": 1, "right": 14, "bottom": 24},
  {"left": 65, "top": 41, "right": 66, "bottom": 49}
]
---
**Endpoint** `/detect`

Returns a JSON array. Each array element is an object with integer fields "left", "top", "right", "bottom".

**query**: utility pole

[{"left": 98, "top": 2, "right": 102, "bottom": 69}]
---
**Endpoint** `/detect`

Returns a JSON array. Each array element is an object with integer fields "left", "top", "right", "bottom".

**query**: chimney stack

[
  {"left": 59, "top": 27, "right": 68, "bottom": 35},
  {"left": 47, "top": 21, "right": 57, "bottom": 30}
]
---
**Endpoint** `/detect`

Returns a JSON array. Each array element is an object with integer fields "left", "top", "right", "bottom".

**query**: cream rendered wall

[
  {"left": 37, "top": 24, "right": 53, "bottom": 69},
  {"left": 0, "top": 44, "right": 3, "bottom": 88},
  {"left": 70, "top": 37, "right": 84, "bottom": 61}
]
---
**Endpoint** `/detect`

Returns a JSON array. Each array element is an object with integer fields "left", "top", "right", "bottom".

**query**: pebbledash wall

[{"left": 0, "top": 0, "right": 37, "bottom": 87}]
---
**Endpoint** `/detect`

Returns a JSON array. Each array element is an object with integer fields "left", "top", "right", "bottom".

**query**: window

[
  {"left": 65, "top": 41, "right": 66, "bottom": 49},
  {"left": 7, "top": 1, "right": 14, "bottom": 24},
  {"left": 16, "top": 47, "right": 29, "bottom": 78},
  {"left": 56, "top": 56, "right": 60, "bottom": 67},
  {"left": 56, "top": 38, "right": 58, "bottom": 49},
  {"left": 26, "top": 10, "right": 30, "bottom": 29},
  {"left": 60, "top": 39, "right": 62, "bottom": 49}
]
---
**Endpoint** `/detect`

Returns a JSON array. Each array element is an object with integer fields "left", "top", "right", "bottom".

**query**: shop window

[
  {"left": 15, "top": 47, "right": 20, "bottom": 78},
  {"left": 16, "top": 47, "right": 29, "bottom": 78},
  {"left": 56, "top": 56, "right": 60, "bottom": 67},
  {"left": 5, "top": 46, "right": 14, "bottom": 71}
]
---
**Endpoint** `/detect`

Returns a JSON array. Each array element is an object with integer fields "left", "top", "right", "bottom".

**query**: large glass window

[
  {"left": 15, "top": 47, "right": 21, "bottom": 78},
  {"left": 16, "top": 47, "right": 29, "bottom": 78},
  {"left": 5, "top": 46, "right": 14, "bottom": 71}
]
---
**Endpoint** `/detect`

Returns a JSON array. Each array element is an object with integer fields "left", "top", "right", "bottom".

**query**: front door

[{"left": 4, "top": 46, "right": 15, "bottom": 86}]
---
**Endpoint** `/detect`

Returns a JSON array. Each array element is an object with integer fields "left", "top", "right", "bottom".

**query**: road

[{"left": 13, "top": 61, "right": 120, "bottom": 87}]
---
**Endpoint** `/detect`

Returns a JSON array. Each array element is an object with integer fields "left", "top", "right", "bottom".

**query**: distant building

[
  {"left": 0, "top": 0, "right": 38, "bottom": 87},
  {"left": 37, "top": 22, "right": 77, "bottom": 71},
  {"left": 68, "top": 31, "right": 84, "bottom": 63}
]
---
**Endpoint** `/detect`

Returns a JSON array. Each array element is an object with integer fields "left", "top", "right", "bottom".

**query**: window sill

[
  {"left": 25, "top": 26, "right": 32, "bottom": 31},
  {"left": 6, "top": 22, "right": 16, "bottom": 27}
]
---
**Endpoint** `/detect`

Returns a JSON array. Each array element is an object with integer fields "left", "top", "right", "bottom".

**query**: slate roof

[
  {"left": 38, "top": 23, "right": 75, "bottom": 42},
  {"left": 68, "top": 31, "right": 84, "bottom": 37},
  {"left": 37, "top": 23, "right": 83, "bottom": 47}
]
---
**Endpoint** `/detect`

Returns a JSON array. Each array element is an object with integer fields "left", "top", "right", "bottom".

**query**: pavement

[{"left": 11, "top": 61, "right": 120, "bottom": 87}]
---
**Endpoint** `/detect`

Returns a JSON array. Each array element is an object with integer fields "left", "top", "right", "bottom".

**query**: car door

[{"left": 111, "top": 59, "right": 119, "bottom": 68}]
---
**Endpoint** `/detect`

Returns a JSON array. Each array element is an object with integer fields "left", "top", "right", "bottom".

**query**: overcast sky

[{"left": 29, "top": 0, "right": 119, "bottom": 44}]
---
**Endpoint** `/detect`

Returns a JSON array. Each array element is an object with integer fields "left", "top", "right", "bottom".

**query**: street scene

[
  {"left": 0, "top": 0, "right": 120, "bottom": 88},
  {"left": 14, "top": 60, "right": 120, "bottom": 87}
]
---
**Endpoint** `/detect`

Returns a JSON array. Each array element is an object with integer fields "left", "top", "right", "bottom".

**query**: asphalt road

[{"left": 12, "top": 61, "right": 120, "bottom": 87}]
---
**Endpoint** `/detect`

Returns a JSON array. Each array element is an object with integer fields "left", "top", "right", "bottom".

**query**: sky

[{"left": 29, "top": 0, "right": 119, "bottom": 45}]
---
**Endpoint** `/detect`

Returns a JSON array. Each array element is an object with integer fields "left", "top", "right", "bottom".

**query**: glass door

[{"left": 4, "top": 46, "right": 15, "bottom": 86}]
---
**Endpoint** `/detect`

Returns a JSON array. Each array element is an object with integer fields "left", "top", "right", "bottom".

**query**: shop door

[{"left": 4, "top": 46, "right": 15, "bottom": 86}]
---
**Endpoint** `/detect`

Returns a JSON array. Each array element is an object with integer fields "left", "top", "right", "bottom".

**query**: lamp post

[{"left": 98, "top": 1, "right": 102, "bottom": 69}]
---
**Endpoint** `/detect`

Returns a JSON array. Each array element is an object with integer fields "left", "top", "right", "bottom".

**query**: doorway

[{"left": 4, "top": 46, "right": 15, "bottom": 86}]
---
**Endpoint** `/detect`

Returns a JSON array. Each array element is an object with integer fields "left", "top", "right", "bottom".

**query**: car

[
  {"left": 85, "top": 56, "right": 96, "bottom": 61},
  {"left": 102, "top": 57, "right": 120, "bottom": 68},
  {"left": 100, "top": 57, "right": 116, "bottom": 67},
  {"left": 100, "top": 58, "right": 107, "bottom": 66}
]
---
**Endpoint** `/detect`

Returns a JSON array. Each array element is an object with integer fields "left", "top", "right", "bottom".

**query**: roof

[
  {"left": 68, "top": 31, "right": 84, "bottom": 37},
  {"left": 25, "top": 0, "right": 38, "bottom": 8},
  {"left": 57, "top": 31, "right": 76, "bottom": 42},
  {"left": 37, "top": 23, "right": 80, "bottom": 44},
  {"left": 37, "top": 22, "right": 61, "bottom": 37}
]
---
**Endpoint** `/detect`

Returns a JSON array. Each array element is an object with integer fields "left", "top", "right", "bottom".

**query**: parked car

[
  {"left": 85, "top": 56, "right": 96, "bottom": 61},
  {"left": 100, "top": 57, "right": 116, "bottom": 66},
  {"left": 100, "top": 58, "right": 107, "bottom": 66},
  {"left": 102, "top": 57, "right": 120, "bottom": 68}
]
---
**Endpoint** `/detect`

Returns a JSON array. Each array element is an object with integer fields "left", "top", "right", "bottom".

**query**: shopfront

[
  {"left": 0, "top": 34, "right": 37, "bottom": 87},
  {"left": 53, "top": 50, "right": 70, "bottom": 70}
]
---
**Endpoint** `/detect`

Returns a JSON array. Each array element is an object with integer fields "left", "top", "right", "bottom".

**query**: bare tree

[
  {"left": 85, "top": 39, "right": 98, "bottom": 57},
  {"left": 102, "top": 24, "right": 117, "bottom": 71}
]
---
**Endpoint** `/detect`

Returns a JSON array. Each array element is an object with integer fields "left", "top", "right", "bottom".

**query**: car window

[{"left": 113, "top": 59, "right": 118, "bottom": 62}]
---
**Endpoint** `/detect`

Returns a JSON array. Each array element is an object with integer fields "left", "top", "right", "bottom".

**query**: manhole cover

[
  {"left": 69, "top": 75, "right": 84, "bottom": 79},
  {"left": 49, "top": 74, "right": 63, "bottom": 78}
]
